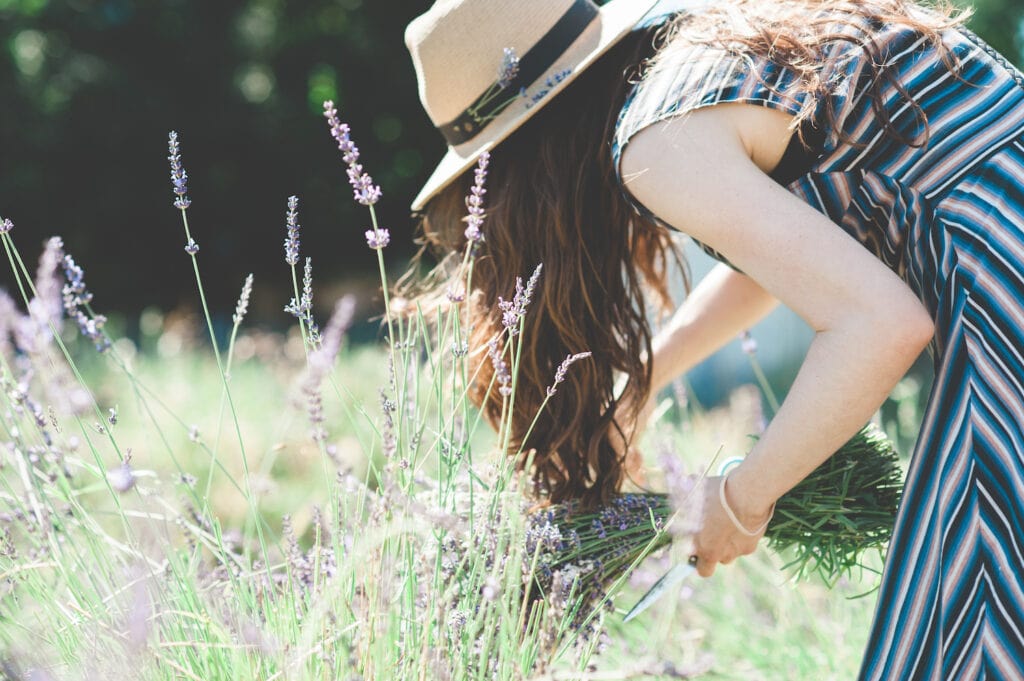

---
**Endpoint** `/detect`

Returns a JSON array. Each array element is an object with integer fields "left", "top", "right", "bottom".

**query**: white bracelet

[{"left": 718, "top": 474, "right": 774, "bottom": 537}]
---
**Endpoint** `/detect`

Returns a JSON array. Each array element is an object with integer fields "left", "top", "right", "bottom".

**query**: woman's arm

[
  {"left": 616, "top": 265, "right": 776, "bottom": 481},
  {"left": 649, "top": 263, "right": 778, "bottom": 395},
  {"left": 620, "top": 103, "right": 934, "bottom": 576}
]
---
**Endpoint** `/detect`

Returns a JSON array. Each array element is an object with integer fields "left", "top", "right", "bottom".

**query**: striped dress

[{"left": 612, "top": 9, "right": 1024, "bottom": 680}]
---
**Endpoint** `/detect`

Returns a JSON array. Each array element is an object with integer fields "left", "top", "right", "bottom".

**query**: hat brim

[{"left": 411, "top": 0, "right": 662, "bottom": 212}]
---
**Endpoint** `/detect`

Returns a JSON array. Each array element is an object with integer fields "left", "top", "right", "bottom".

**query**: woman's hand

[{"left": 691, "top": 474, "right": 774, "bottom": 577}]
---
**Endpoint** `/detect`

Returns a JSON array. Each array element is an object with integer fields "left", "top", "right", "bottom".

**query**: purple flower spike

[
  {"left": 497, "top": 47, "right": 520, "bottom": 90},
  {"left": 61, "top": 250, "right": 110, "bottom": 353},
  {"left": 167, "top": 131, "right": 191, "bottom": 210},
  {"left": 233, "top": 273, "right": 254, "bottom": 326},
  {"left": 463, "top": 152, "right": 490, "bottom": 243},
  {"left": 284, "top": 196, "right": 300, "bottom": 266},
  {"left": 487, "top": 336, "right": 512, "bottom": 397},
  {"left": 184, "top": 239, "right": 199, "bottom": 255},
  {"left": 497, "top": 263, "right": 542, "bottom": 335},
  {"left": 0, "top": 217, "right": 13, "bottom": 234},
  {"left": 546, "top": 352, "right": 592, "bottom": 398},
  {"left": 323, "top": 101, "right": 382, "bottom": 206},
  {"left": 365, "top": 228, "right": 390, "bottom": 250}
]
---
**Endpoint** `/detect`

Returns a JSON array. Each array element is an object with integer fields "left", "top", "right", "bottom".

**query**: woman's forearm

[
  {"left": 727, "top": 312, "right": 933, "bottom": 520},
  {"left": 649, "top": 262, "right": 779, "bottom": 395}
]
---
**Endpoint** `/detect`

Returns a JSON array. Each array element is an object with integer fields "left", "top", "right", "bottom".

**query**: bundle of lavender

[{"left": 524, "top": 422, "right": 903, "bottom": 617}]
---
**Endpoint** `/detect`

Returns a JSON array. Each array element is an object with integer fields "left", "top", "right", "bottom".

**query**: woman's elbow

[{"left": 892, "top": 302, "right": 935, "bottom": 357}]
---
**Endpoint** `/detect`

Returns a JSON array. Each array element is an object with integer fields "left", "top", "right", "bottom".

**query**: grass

[{"left": 0, "top": 331, "right": 884, "bottom": 679}]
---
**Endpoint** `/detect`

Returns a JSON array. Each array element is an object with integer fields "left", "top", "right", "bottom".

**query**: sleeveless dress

[{"left": 612, "top": 10, "right": 1024, "bottom": 680}]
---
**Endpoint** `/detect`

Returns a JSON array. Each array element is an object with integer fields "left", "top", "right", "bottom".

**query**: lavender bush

[{"left": 0, "top": 108, "right": 702, "bottom": 681}]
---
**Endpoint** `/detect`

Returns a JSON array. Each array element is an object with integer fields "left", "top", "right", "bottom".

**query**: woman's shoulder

[{"left": 614, "top": 0, "right": 965, "bottom": 153}]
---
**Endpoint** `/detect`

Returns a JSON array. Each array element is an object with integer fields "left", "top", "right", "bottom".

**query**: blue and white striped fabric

[{"left": 614, "top": 11, "right": 1024, "bottom": 680}]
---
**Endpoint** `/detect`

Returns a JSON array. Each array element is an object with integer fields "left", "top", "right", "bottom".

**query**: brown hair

[
  {"left": 402, "top": 27, "right": 678, "bottom": 508},
  {"left": 402, "top": 0, "right": 967, "bottom": 507}
]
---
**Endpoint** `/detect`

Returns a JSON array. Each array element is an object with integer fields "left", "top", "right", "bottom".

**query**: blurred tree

[
  {"left": 965, "top": 0, "right": 1023, "bottom": 62},
  {"left": 0, "top": 0, "right": 1021, "bottom": 328},
  {"left": 0, "top": 0, "right": 439, "bottom": 328}
]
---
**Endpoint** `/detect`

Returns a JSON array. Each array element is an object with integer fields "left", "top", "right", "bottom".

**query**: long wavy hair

[{"left": 401, "top": 0, "right": 966, "bottom": 507}]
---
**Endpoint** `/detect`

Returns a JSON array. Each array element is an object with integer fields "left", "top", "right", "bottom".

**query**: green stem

[{"left": 177, "top": 208, "right": 269, "bottom": 569}]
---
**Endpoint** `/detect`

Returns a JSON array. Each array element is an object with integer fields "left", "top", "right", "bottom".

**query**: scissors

[
  {"left": 622, "top": 455, "right": 745, "bottom": 622},
  {"left": 622, "top": 554, "right": 698, "bottom": 622}
]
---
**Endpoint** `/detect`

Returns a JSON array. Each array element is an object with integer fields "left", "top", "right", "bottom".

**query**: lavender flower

[
  {"left": 545, "top": 352, "right": 592, "bottom": 397},
  {"left": 740, "top": 330, "right": 758, "bottom": 355},
  {"left": 463, "top": 152, "right": 490, "bottom": 243},
  {"left": 446, "top": 286, "right": 465, "bottom": 303},
  {"left": 497, "top": 263, "right": 542, "bottom": 335},
  {"left": 364, "top": 228, "right": 390, "bottom": 250},
  {"left": 107, "top": 461, "right": 135, "bottom": 493},
  {"left": 323, "top": 101, "right": 381, "bottom": 206},
  {"left": 233, "top": 273, "right": 254, "bottom": 326},
  {"left": 285, "top": 258, "right": 321, "bottom": 346},
  {"left": 281, "top": 515, "right": 312, "bottom": 588},
  {"left": 447, "top": 609, "right": 469, "bottom": 635},
  {"left": 487, "top": 336, "right": 512, "bottom": 397},
  {"left": 32, "top": 237, "right": 64, "bottom": 324},
  {"left": 305, "top": 381, "right": 327, "bottom": 443},
  {"left": 482, "top": 576, "right": 500, "bottom": 602},
  {"left": 167, "top": 131, "right": 191, "bottom": 210},
  {"left": 61, "top": 250, "right": 110, "bottom": 353},
  {"left": 497, "top": 48, "right": 520, "bottom": 90},
  {"left": 0, "top": 217, "right": 12, "bottom": 234},
  {"left": 305, "top": 296, "right": 356, "bottom": 383},
  {"left": 184, "top": 239, "right": 199, "bottom": 255},
  {"left": 379, "top": 387, "right": 398, "bottom": 458},
  {"left": 284, "top": 196, "right": 300, "bottom": 266}
]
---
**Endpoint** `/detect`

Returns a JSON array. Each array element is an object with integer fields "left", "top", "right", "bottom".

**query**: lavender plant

[{"left": 0, "top": 100, "right": 887, "bottom": 681}]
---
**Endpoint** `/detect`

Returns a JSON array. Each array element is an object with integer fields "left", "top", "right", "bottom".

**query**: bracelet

[{"left": 718, "top": 474, "right": 775, "bottom": 537}]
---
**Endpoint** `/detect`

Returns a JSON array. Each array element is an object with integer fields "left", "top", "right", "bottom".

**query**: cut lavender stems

[
  {"left": 525, "top": 421, "right": 903, "bottom": 627},
  {"left": 764, "top": 422, "right": 902, "bottom": 584}
]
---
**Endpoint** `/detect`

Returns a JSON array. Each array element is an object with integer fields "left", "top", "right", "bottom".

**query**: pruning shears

[
  {"left": 622, "top": 554, "right": 698, "bottom": 622},
  {"left": 622, "top": 455, "right": 746, "bottom": 622}
]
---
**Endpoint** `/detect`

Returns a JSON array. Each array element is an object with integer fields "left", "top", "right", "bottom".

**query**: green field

[{"left": 0, "top": 300, "right": 891, "bottom": 679}]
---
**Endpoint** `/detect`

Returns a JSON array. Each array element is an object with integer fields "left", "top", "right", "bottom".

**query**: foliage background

[{"left": 1, "top": 0, "right": 1021, "bottom": 327}]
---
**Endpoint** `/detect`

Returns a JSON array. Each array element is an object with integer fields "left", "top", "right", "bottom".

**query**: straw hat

[{"left": 406, "top": 0, "right": 661, "bottom": 211}]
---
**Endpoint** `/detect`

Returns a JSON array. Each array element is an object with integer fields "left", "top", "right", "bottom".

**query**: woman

[{"left": 403, "top": 0, "right": 1024, "bottom": 677}]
